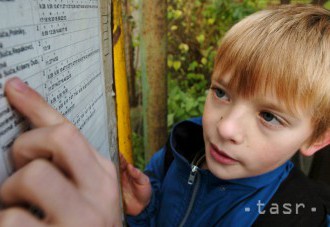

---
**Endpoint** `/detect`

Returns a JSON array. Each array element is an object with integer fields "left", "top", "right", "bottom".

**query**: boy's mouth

[{"left": 210, "top": 143, "right": 238, "bottom": 165}]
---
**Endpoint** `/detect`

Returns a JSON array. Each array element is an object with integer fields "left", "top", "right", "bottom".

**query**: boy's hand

[
  {"left": 0, "top": 78, "right": 122, "bottom": 226},
  {"left": 120, "top": 154, "right": 152, "bottom": 216}
]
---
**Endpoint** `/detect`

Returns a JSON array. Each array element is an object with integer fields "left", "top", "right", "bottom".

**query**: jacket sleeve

[{"left": 126, "top": 147, "right": 167, "bottom": 227}]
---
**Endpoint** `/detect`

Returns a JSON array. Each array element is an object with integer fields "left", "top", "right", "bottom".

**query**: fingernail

[
  {"left": 7, "top": 77, "right": 28, "bottom": 93},
  {"left": 142, "top": 176, "right": 149, "bottom": 184},
  {"left": 131, "top": 165, "right": 138, "bottom": 174}
]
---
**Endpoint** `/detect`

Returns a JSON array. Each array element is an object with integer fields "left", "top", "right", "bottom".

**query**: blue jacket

[{"left": 127, "top": 118, "right": 329, "bottom": 227}]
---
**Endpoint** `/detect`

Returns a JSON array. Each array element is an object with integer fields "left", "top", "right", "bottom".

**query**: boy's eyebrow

[
  {"left": 211, "top": 78, "right": 229, "bottom": 87},
  {"left": 257, "top": 101, "right": 287, "bottom": 113},
  {"left": 255, "top": 99, "right": 299, "bottom": 121}
]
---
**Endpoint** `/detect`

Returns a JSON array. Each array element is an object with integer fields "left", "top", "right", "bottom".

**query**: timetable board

[{"left": 0, "top": 0, "right": 115, "bottom": 185}]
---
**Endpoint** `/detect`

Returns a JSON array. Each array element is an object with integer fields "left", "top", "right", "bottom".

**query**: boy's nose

[{"left": 216, "top": 109, "right": 245, "bottom": 145}]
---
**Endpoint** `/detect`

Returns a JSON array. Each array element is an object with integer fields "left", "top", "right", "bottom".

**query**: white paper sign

[{"left": 0, "top": 0, "right": 110, "bottom": 185}]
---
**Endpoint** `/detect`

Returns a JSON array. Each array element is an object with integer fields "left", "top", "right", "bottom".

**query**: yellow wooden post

[{"left": 112, "top": 0, "right": 133, "bottom": 164}]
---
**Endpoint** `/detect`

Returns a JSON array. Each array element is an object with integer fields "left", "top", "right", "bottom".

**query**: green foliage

[
  {"left": 167, "top": 0, "right": 260, "bottom": 129},
  {"left": 167, "top": 75, "right": 207, "bottom": 129},
  {"left": 325, "top": 1, "right": 330, "bottom": 9},
  {"left": 132, "top": 132, "right": 145, "bottom": 170}
]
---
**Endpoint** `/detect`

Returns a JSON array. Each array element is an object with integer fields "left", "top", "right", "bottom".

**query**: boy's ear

[{"left": 300, "top": 130, "right": 330, "bottom": 156}]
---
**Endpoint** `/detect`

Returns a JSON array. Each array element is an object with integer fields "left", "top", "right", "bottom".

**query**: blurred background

[{"left": 120, "top": 0, "right": 330, "bottom": 186}]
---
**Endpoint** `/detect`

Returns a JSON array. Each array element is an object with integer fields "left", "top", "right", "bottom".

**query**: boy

[{"left": 121, "top": 4, "right": 330, "bottom": 226}]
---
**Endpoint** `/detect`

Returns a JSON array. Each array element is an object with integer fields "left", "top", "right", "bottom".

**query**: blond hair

[{"left": 213, "top": 4, "right": 330, "bottom": 145}]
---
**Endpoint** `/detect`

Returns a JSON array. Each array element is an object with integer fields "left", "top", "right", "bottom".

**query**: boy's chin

[
  {"left": 205, "top": 157, "right": 271, "bottom": 180},
  {"left": 205, "top": 157, "right": 243, "bottom": 180}
]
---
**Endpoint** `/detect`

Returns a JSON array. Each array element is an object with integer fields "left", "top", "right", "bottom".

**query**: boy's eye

[
  {"left": 259, "top": 111, "right": 282, "bottom": 126},
  {"left": 213, "top": 88, "right": 229, "bottom": 101}
]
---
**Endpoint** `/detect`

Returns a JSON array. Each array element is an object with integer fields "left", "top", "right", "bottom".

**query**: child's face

[{"left": 202, "top": 74, "right": 314, "bottom": 180}]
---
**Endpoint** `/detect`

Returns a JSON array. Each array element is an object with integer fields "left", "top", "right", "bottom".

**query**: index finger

[{"left": 5, "top": 77, "right": 67, "bottom": 127}]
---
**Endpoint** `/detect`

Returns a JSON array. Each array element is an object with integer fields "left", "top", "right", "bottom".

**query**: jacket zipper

[
  {"left": 188, "top": 165, "right": 198, "bottom": 185},
  {"left": 178, "top": 164, "right": 201, "bottom": 227}
]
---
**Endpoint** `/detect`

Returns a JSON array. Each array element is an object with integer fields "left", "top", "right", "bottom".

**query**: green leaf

[
  {"left": 194, "top": 0, "right": 201, "bottom": 7},
  {"left": 188, "top": 61, "right": 199, "bottom": 71},
  {"left": 167, "top": 58, "right": 173, "bottom": 67},
  {"left": 201, "top": 57, "right": 207, "bottom": 65},
  {"left": 185, "top": 101, "right": 194, "bottom": 112},
  {"left": 207, "top": 18, "right": 215, "bottom": 25},
  {"left": 174, "top": 10, "right": 183, "bottom": 19},
  {"left": 167, "top": 113, "right": 175, "bottom": 127},
  {"left": 196, "top": 34, "right": 205, "bottom": 44},
  {"left": 179, "top": 43, "right": 189, "bottom": 53},
  {"left": 173, "top": 61, "right": 181, "bottom": 71},
  {"left": 171, "top": 25, "right": 178, "bottom": 31}
]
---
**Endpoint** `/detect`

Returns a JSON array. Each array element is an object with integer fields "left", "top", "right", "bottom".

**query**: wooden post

[{"left": 140, "top": 0, "right": 168, "bottom": 160}]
